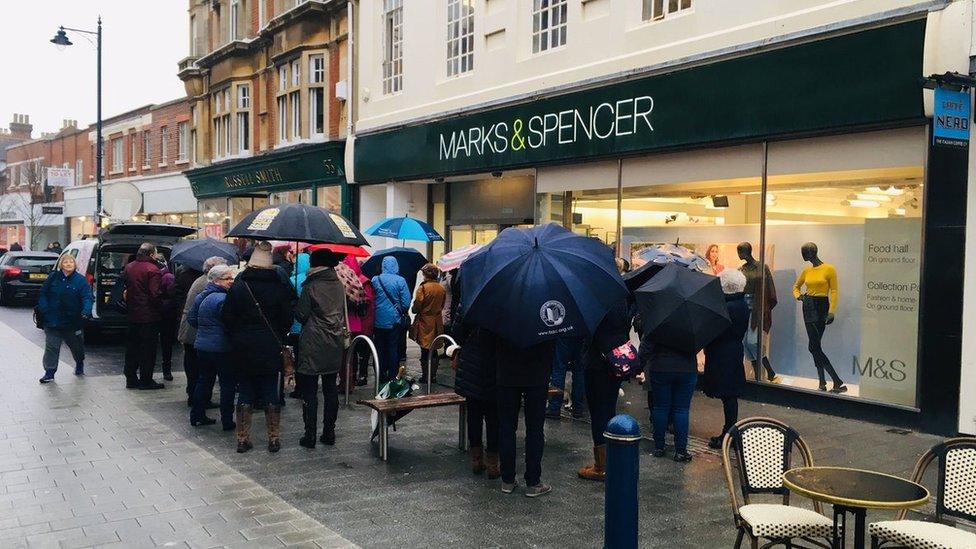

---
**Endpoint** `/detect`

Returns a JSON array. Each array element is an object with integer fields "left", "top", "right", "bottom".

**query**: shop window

[
  {"left": 383, "top": 0, "right": 403, "bottom": 94},
  {"left": 316, "top": 186, "right": 342, "bottom": 213},
  {"left": 447, "top": 0, "right": 474, "bottom": 77},
  {"left": 532, "top": 0, "right": 567, "bottom": 54},
  {"left": 643, "top": 0, "right": 692, "bottom": 22}
]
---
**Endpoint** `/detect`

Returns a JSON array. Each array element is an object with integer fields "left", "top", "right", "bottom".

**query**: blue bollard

[{"left": 604, "top": 414, "right": 641, "bottom": 549}]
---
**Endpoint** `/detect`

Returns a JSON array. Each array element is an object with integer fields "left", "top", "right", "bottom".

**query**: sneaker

[
  {"left": 651, "top": 448, "right": 666, "bottom": 458},
  {"left": 830, "top": 384, "right": 848, "bottom": 394},
  {"left": 74, "top": 363, "right": 84, "bottom": 376},
  {"left": 525, "top": 483, "right": 552, "bottom": 498},
  {"left": 39, "top": 371, "right": 55, "bottom": 384},
  {"left": 673, "top": 452, "right": 693, "bottom": 463},
  {"left": 500, "top": 480, "right": 518, "bottom": 494}
]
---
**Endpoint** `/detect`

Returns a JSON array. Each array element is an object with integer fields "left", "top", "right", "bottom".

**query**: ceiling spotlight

[{"left": 843, "top": 199, "right": 881, "bottom": 208}]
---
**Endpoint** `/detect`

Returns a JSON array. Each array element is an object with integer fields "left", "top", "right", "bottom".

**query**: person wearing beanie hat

[{"left": 222, "top": 239, "right": 297, "bottom": 453}]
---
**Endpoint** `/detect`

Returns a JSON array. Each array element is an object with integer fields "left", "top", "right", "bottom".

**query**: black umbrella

[
  {"left": 227, "top": 204, "right": 367, "bottom": 245},
  {"left": 170, "top": 238, "right": 239, "bottom": 271},
  {"left": 361, "top": 247, "right": 427, "bottom": 290},
  {"left": 634, "top": 263, "right": 730, "bottom": 354},
  {"left": 622, "top": 261, "right": 664, "bottom": 293}
]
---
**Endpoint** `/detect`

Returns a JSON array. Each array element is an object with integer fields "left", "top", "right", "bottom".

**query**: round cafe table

[{"left": 783, "top": 467, "right": 929, "bottom": 549}]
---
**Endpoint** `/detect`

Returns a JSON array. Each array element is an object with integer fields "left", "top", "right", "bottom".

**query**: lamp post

[{"left": 51, "top": 18, "right": 102, "bottom": 230}]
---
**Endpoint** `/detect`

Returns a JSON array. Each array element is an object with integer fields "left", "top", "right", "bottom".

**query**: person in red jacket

[{"left": 123, "top": 243, "right": 166, "bottom": 390}]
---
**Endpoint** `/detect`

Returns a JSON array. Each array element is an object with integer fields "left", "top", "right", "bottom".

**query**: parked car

[
  {"left": 0, "top": 252, "right": 59, "bottom": 305},
  {"left": 60, "top": 222, "right": 197, "bottom": 338}
]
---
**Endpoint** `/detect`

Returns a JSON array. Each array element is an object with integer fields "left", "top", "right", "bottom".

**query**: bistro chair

[
  {"left": 869, "top": 437, "right": 976, "bottom": 549},
  {"left": 722, "top": 417, "right": 836, "bottom": 549}
]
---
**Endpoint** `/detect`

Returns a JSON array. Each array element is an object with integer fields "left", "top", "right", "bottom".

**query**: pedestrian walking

[
  {"left": 370, "top": 256, "right": 411, "bottom": 384},
  {"left": 547, "top": 337, "right": 586, "bottom": 419},
  {"left": 638, "top": 337, "right": 699, "bottom": 463},
  {"left": 123, "top": 243, "right": 166, "bottom": 390},
  {"left": 177, "top": 257, "right": 227, "bottom": 407},
  {"left": 703, "top": 269, "right": 750, "bottom": 449},
  {"left": 186, "top": 265, "right": 236, "bottom": 429},
  {"left": 411, "top": 263, "right": 446, "bottom": 384},
  {"left": 452, "top": 325, "right": 500, "bottom": 478},
  {"left": 577, "top": 298, "right": 633, "bottom": 481},
  {"left": 37, "top": 254, "right": 93, "bottom": 383},
  {"left": 158, "top": 263, "right": 179, "bottom": 381},
  {"left": 294, "top": 249, "right": 347, "bottom": 449},
  {"left": 495, "top": 334, "right": 555, "bottom": 497},
  {"left": 344, "top": 256, "right": 374, "bottom": 386},
  {"left": 221, "top": 241, "right": 296, "bottom": 453}
]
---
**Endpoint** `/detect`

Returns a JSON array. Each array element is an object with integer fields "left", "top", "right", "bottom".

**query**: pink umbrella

[{"left": 436, "top": 244, "right": 484, "bottom": 271}]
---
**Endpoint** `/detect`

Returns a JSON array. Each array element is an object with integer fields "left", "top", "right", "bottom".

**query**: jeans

[
  {"left": 297, "top": 372, "right": 338, "bottom": 437},
  {"left": 467, "top": 397, "right": 499, "bottom": 452},
  {"left": 373, "top": 327, "right": 402, "bottom": 384},
  {"left": 159, "top": 317, "right": 177, "bottom": 372},
  {"left": 649, "top": 371, "right": 697, "bottom": 454},
  {"left": 802, "top": 296, "right": 843, "bottom": 387},
  {"left": 584, "top": 369, "right": 621, "bottom": 446},
  {"left": 548, "top": 339, "right": 585, "bottom": 414},
  {"left": 497, "top": 385, "right": 547, "bottom": 486},
  {"left": 237, "top": 373, "right": 280, "bottom": 407},
  {"left": 124, "top": 322, "right": 159, "bottom": 386},
  {"left": 42, "top": 327, "right": 85, "bottom": 372},
  {"left": 193, "top": 350, "right": 236, "bottom": 427}
]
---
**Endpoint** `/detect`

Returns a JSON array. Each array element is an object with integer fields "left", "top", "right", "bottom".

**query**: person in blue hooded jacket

[
  {"left": 285, "top": 252, "right": 311, "bottom": 399},
  {"left": 187, "top": 264, "right": 236, "bottom": 429},
  {"left": 37, "top": 254, "right": 93, "bottom": 383},
  {"left": 371, "top": 256, "right": 411, "bottom": 383}
]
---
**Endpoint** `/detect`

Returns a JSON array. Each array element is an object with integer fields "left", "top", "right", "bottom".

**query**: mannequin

[
  {"left": 737, "top": 242, "right": 778, "bottom": 383},
  {"left": 792, "top": 242, "right": 847, "bottom": 393}
]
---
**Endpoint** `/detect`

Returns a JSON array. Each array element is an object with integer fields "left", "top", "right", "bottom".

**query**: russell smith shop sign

[{"left": 354, "top": 20, "right": 926, "bottom": 183}]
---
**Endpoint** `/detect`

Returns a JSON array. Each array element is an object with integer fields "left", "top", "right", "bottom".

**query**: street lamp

[{"left": 50, "top": 18, "right": 103, "bottom": 229}]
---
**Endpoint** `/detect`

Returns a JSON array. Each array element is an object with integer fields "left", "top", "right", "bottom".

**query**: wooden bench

[{"left": 357, "top": 393, "right": 468, "bottom": 461}]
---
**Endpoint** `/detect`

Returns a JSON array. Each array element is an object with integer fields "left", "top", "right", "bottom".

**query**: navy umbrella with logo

[{"left": 459, "top": 223, "right": 628, "bottom": 348}]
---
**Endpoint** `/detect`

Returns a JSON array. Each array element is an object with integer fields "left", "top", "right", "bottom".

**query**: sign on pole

[
  {"left": 46, "top": 167, "right": 75, "bottom": 187},
  {"left": 933, "top": 87, "right": 971, "bottom": 148}
]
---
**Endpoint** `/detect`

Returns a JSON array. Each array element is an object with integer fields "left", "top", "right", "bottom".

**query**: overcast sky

[{"left": 0, "top": 1, "right": 188, "bottom": 137}]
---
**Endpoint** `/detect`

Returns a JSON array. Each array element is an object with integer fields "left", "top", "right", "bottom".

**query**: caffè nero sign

[
  {"left": 354, "top": 21, "right": 925, "bottom": 183},
  {"left": 438, "top": 96, "right": 654, "bottom": 161}
]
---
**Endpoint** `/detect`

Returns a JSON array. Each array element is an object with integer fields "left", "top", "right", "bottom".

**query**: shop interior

[{"left": 197, "top": 186, "right": 341, "bottom": 240}]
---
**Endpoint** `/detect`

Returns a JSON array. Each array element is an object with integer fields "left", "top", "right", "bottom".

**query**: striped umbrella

[{"left": 436, "top": 244, "right": 484, "bottom": 271}]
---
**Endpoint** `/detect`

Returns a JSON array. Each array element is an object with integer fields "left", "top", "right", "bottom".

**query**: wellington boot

[
  {"left": 266, "top": 405, "right": 282, "bottom": 453},
  {"left": 299, "top": 401, "right": 316, "bottom": 449},
  {"left": 469, "top": 446, "right": 485, "bottom": 475},
  {"left": 578, "top": 445, "right": 606, "bottom": 482},
  {"left": 484, "top": 452, "right": 501, "bottom": 480},
  {"left": 235, "top": 405, "right": 253, "bottom": 453}
]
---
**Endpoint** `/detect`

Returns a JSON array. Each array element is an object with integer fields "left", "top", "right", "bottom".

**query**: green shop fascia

[{"left": 186, "top": 141, "right": 350, "bottom": 217}]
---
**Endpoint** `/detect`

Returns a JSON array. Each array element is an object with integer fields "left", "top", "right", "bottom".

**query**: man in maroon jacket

[{"left": 123, "top": 243, "right": 166, "bottom": 390}]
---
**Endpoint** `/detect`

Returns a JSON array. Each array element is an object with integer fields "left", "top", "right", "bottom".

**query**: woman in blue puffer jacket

[{"left": 187, "top": 264, "right": 236, "bottom": 429}]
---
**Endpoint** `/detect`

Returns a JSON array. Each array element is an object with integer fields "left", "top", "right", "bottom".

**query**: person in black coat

[
  {"left": 452, "top": 324, "right": 498, "bottom": 478},
  {"left": 638, "top": 335, "right": 699, "bottom": 463},
  {"left": 494, "top": 334, "right": 555, "bottom": 498},
  {"left": 703, "top": 269, "right": 750, "bottom": 449},
  {"left": 222, "top": 242, "right": 297, "bottom": 454},
  {"left": 578, "top": 298, "right": 633, "bottom": 481}
]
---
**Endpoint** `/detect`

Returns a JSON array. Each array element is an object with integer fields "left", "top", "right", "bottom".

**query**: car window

[
  {"left": 11, "top": 257, "right": 57, "bottom": 268},
  {"left": 99, "top": 251, "right": 133, "bottom": 273}
]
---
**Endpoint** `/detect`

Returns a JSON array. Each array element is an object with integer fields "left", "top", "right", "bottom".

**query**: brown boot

[
  {"left": 578, "top": 445, "right": 607, "bottom": 481},
  {"left": 484, "top": 451, "right": 501, "bottom": 480},
  {"left": 235, "top": 405, "right": 253, "bottom": 453},
  {"left": 470, "top": 446, "right": 485, "bottom": 475},
  {"left": 266, "top": 405, "right": 282, "bottom": 453}
]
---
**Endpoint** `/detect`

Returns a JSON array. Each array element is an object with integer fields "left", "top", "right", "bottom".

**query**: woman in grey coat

[{"left": 295, "top": 249, "right": 347, "bottom": 449}]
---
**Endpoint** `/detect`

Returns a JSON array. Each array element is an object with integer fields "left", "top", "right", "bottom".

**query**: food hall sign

[{"left": 438, "top": 96, "right": 654, "bottom": 161}]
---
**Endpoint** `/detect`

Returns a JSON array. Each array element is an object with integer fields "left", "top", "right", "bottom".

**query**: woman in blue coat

[
  {"left": 370, "top": 256, "right": 411, "bottom": 383},
  {"left": 702, "top": 269, "right": 750, "bottom": 449},
  {"left": 37, "top": 254, "right": 93, "bottom": 383},
  {"left": 187, "top": 264, "right": 236, "bottom": 429}
]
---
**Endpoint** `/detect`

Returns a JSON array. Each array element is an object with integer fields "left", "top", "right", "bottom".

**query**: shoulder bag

[{"left": 376, "top": 278, "right": 410, "bottom": 331}]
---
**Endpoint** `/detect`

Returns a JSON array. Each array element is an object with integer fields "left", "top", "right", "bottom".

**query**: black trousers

[
  {"left": 159, "top": 317, "right": 178, "bottom": 372},
  {"left": 497, "top": 385, "right": 547, "bottom": 486},
  {"left": 467, "top": 397, "right": 499, "bottom": 452},
  {"left": 802, "top": 296, "right": 843, "bottom": 387},
  {"left": 584, "top": 368, "right": 622, "bottom": 446},
  {"left": 124, "top": 322, "right": 159, "bottom": 386},
  {"left": 720, "top": 396, "right": 738, "bottom": 435},
  {"left": 297, "top": 372, "right": 338, "bottom": 437},
  {"left": 183, "top": 344, "right": 199, "bottom": 397}
]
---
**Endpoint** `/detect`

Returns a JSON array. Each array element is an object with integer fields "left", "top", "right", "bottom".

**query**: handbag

[
  {"left": 242, "top": 282, "right": 296, "bottom": 379},
  {"left": 33, "top": 305, "right": 45, "bottom": 330},
  {"left": 375, "top": 278, "right": 410, "bottom": 330},
  {"left": 604, "top": 341, "right": 640, "bottom": 380}
]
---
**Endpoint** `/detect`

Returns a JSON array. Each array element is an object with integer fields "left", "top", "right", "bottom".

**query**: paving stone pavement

[
  {"left": 0, "top": 307, "right": 946, "bottom": 548},
  {"left": 0, "top": 324, "right": 356, "bottom": 549}
]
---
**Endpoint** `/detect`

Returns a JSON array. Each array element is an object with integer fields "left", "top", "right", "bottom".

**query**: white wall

[{"left": 357, "top": 0, "right": 937, "bottom": 132}]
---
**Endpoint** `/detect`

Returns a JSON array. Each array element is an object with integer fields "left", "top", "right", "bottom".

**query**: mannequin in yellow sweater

[{"left": 793, "top": 242, "right": 847, "bottom": 393}]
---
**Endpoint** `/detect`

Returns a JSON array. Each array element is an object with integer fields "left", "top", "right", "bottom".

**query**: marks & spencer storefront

[
  {"left": 354, "top": 19, "right": 972, "bottom": 435},
  {"left": 186, "top": 141, "right": 348, "bottom": 239}
]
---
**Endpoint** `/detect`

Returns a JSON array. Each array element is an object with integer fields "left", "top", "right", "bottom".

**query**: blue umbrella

[
  {"left": 170, "top": 238, "right": 239, "bottom": 271},
  {"left": 361, "top": 247, "right": 428, "bottom": 290},
  {"left": 364, "top": 215, "right": 444, "bottom": 243},
  {"left": 459, "top": 223, "right": 628, "bottom": 348}
]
